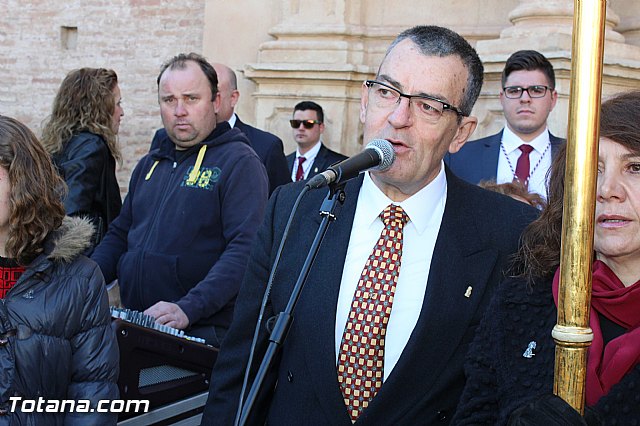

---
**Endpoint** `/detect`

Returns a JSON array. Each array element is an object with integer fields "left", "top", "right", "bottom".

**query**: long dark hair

[
  {"left": 513, "top": 90, "right": 640, "bottom": 283},
  {"left": 511, "top": 143, "right": 566, "bottom": 282},
  {"left": 0, "top": 116, "right": 66, "bottom": 265}
]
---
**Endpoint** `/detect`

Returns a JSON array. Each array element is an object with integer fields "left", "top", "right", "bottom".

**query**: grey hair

[{"left": 382, "top": 25, "right": 484, "bottom": 117}]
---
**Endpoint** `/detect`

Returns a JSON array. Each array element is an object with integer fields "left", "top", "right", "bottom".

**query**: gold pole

[{"left": 552, "top": 0, "right": 607, "bottom": 414}]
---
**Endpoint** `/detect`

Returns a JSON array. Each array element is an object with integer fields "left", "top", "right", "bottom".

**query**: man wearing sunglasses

[
  {"left": 446, "top": 50, "right": 564, "bottom": 198},
  {"left": 204, "top": 26, "right": 537, "bottom": 425},
  {"left": 286, "top": 101, "right": 347, "bottom": 181}
]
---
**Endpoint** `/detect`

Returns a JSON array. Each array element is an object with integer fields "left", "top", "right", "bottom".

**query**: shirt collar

[
  {"left": 502, "top": 126, "right": 550, "bottom": 154},
  {"left": 359, "top": 163, "right": 447, "bottom": 235},
  {"left": 227, "top": 113, "right": 237, "bottom": 128},
  {"left": 296, "top": 139, "right": 322, "bottom": 161}
]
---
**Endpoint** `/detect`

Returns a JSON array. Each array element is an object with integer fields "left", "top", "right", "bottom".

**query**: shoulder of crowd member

[
  {"left": 239, "top": 120, "right": 283, "bottom": 144},
  {"left": 448, "top": 170, "right": 539, "bottom": 222},
  {"left": 453, "top": 131, "right": 502, "bottom": 154},
  {"left": 55, "top": 132, "right": 108, "bottom": 162}
]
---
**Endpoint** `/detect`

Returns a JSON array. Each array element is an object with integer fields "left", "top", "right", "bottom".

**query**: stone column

[
  {"left": 615, "top": 0, "right": 640, "bottom": 47},
  {"left": 245, "top": 0, "right": 369, "bottom": 156}
]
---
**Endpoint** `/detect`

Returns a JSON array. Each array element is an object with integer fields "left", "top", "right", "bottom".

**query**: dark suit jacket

[
  {"left": 444, "top": 129, "right": 565, "bottom": 185},
  {"left": 235, "top": 116, "right": 291, "bottom": 195},
  {"left": 202, "top": 169, "right": 538, "bottom": 425},
  {"left": 286, "top": 143, "right": 348, "bottom": 180},
  {"left": 149, "top": 118, "right": 290, "bottom": 196}
]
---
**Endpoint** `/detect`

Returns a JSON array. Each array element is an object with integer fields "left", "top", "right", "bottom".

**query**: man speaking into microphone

[{"left": 203, "top": 25, "right": 538, "bottom": 425}]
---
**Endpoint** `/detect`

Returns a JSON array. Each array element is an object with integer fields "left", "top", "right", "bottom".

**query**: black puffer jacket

[
  {"left": 0, "top": 217, "right": 119, "bottom": 425},
  {"left": 52, "top": 132, "right": 122, "bottom": 249}
]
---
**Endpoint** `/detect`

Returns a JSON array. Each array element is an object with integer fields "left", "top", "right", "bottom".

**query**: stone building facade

[
  {"left": 0, "top": 0, "right": 205, "bottom": 189},
  {"left": 1, "top": 0, "right": 638, "bottom": 190}
]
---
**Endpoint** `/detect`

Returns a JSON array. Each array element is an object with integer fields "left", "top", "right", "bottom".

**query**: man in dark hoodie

[{"left": 92, "top": 53, "right": 269, "bottom": 346}]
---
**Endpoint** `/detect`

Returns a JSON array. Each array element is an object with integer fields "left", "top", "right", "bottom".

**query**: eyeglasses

[
  {"left": 364, "top": 80, "right": 465, "bottom": 122},
  {"left": 290, "top": 119, "right": 321, "bottom": 129},
  {"left": 503, "top": 85, "right": 552, "bottom": 99}
]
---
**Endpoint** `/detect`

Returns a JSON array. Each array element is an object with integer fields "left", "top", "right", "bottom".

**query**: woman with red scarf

[{"left": 452, "top": 91, "right": 640, "bottom": 425}]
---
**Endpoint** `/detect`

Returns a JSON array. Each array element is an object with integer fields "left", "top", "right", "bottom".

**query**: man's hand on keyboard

[{"left": 144, "top": 301, "right": 190, "bottom": 330}]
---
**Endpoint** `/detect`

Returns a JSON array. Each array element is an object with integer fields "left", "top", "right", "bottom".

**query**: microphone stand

[{"left": 238, "top": 182, "right": 347, "bottom": 426}]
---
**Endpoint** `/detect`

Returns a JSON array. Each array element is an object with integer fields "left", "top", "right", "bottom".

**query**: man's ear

[
  {"left": 549, "top": 88, "right": 558, "bottom": 112},
  {"left": 448, "top": 116, "right": 478, "bottom": 154},
  {"left": 230, "top": 89, "right": 240, "bottom": 109},
  {"left": 212, "top": 92, "right": 222, "bottom": 113},
  {"left": 360, "top": 81, "right": 369, "bottom": 124}
]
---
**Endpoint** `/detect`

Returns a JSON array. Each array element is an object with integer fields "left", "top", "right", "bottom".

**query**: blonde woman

[{"left": 41, "top": 68, "right": 123, "bottom": 250}]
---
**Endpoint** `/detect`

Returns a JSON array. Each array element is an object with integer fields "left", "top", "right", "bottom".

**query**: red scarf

[{"left": 552, "top": 260, "right": 640, "bottom": 406}]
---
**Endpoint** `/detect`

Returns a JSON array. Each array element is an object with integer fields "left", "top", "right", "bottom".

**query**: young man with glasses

[
  {"left": 203, "top": 26, "right": 537, "bottom": 425},
  {"left": 446, "top": 50, "right": 565, "bottom": 198},
  {"left": 286, "top": 100, "right": 347, "bottom": 181}
]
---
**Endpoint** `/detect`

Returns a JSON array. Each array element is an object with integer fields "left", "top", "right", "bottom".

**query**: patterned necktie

[
  {"left": 337, "top": 204, "right": 410, "bottom": 422},
  {"left": 295, "top": 156, "right": 307, "bottom": 181},
  {"left": 514, "top": 144, "right": 534, "bottom": 186}
]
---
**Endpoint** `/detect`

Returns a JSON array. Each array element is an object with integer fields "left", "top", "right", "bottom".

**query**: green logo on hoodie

[{"left": 181, "top": 166, "right": 221, "bottom": 190}]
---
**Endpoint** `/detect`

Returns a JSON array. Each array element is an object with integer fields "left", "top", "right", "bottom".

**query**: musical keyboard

[{"left": 111, "top": 308, "right": 218, "bottom": 421}]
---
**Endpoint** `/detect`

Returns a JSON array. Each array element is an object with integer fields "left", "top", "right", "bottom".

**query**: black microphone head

[{"left": 366, "top": 139, "right": 395, "bottom": 171}]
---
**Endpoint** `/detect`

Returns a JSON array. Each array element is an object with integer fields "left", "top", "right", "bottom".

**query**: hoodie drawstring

[
  {"left": 186, "top": 145, "right": 207, "bottom": 186},
  {"left": 145, "top": 161, "right": 160, "bottom": 180},
  {"left": 145, "top": 144, "right": 207, "bottom": 183}
]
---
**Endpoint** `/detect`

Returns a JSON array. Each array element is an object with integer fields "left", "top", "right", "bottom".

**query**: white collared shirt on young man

[
  {"left": 497, "top": 126, "right": 552, "bottom": 198},
  {"left": 291, "top": 140, "right": 322, "bottom": 182},
  {"left": 334, "top": 165, "right": 447, "bottom": 381}
]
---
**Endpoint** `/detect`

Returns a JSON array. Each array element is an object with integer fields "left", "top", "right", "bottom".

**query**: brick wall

[{"left": 0, "top": 0, "right": 205, "bottom": 192}]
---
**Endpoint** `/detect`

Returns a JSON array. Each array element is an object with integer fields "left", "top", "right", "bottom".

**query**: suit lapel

[
  {"left": 294, "top": 178, "right": 362, "bottom": 424},
  {"left": 308, "top": 144, "right": 328, "bottom": 178},
  {"left": 550, "top": 132, "right": 564, "bottom": 159},
  {"left": 481, "top": 131, "right": 502, "bottom": 181},
  {"left": 286, "top": 153, "right": 295, "bottom": 175},
  {"left": 359, "top": 172, "right": 500, "bottom": 423}
]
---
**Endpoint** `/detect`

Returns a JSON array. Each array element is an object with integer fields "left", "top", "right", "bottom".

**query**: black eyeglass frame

[
  {"left": 289, "top": 119, "right": 322, "bottom": 129},
  {"left": 502, "top": 85, "right": 553, "bottom": 99},
  {"left": 364, "top": 80, "right": 466, "bottom": 117}
]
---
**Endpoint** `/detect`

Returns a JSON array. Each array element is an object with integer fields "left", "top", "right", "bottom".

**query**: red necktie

[
  {"left": 514, "top": 144, "right": 534, "bottom": 186},
  {"left": 337, "top": 204, "right": 409, "bottom": 422},
  {"left": 295, "top": 156, "right": 306, "bottom": 181}
]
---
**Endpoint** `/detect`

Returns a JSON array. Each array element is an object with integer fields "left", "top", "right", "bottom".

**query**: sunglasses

[{"left": 289, "top": 119, "right": 321, "bottom": 129}]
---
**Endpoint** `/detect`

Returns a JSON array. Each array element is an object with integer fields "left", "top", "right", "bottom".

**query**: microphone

[{"left": 306, "top": 139, "right": 395, "bottom": 189}]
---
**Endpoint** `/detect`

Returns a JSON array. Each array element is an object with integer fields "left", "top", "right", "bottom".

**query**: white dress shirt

[
  {"left": 497, "top": 126, "right": 552, "bottom": 198},
  {"left": 227, "top": 112, "right": 238, "bottom": 128},
  {"left": 291, "top": 140, "right": 322, "bottom": 181},
  {"left": 335, "top": 165, "right": 447, "bottom": 381}
]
